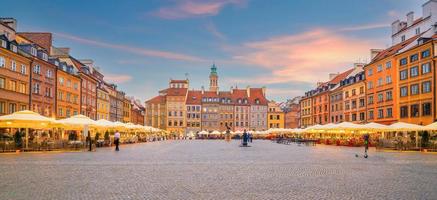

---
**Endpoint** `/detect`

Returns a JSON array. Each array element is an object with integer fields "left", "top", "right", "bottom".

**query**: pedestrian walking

[
  {"left": 114, "top": 131, "right": 120, "bottom": 151},
  {"left": 242, "top": 129, "right": 248, "bottom": 147},
  {"left": 363, "top": 134, "right": 369, "bottom": 158}
]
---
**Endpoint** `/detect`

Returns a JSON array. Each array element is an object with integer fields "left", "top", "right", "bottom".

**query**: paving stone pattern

[{"left": 0, "top": 140, "right": 436, "bottom": 200}]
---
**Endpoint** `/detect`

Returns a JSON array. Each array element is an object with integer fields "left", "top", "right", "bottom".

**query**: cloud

[
  {"left": 205, "top": 21, "right": 227, "bottom": 40},
  {"left": 53, "top": 32, "right": 206, "bottom": 62},
  {"left": 104, "top": 74, "right": 133, "bottom": 84},
  {"left": 151, "top": 0, "right": 246, "bottom": 19},
  {"left": 340, "top": 23, "right": 390, "bottom": 32},
  {"left": 230, "top": 28, "right": 379, "bottom": 84}
]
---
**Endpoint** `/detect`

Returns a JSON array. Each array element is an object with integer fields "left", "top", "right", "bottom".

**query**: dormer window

[
  {"left": 243, "top": 99, "right": 248, "bottom": 104},
  {"left": 10, "top": 44, "right": 17, "bottom": 53},
  {"left": 54, "top": 60, "right": 59, "bottom": 66},
  {"left": 30, "top": 47, "right": 37, "bottom": 56},
  {"left": 42, "top": 53, "right": 48, "bottom": 61},
  {"left": 255, "top": 99, "right": 260, "bottom": 104},
  {"left": 0, "top": 40, "right": 6, "bottom": 48},
  {"left": 238, "top": 99, "right": 242, "bottom": 104}
]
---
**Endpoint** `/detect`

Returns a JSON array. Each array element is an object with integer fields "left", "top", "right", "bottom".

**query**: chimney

[
  {"left": 0, "top": 18, "right": 17, "bottom": 31},
  {"left": 246, "top": 86, "right": 251, "bottom": 97},
  {"left": 422, "top": 0, "right": 436, "bottom": 18},
  {"left": 391, "top": 20, "right": 400, "bottom": 35},
  {"left": 329, "top": 73, "right": 339, "bottom": 80},
  {"left": 353, "top": 63, "right": 364, "bottom": 69},
  {"left": 230, "top": 86, "right": 234, "bottom": 94},
  {"left": 262, "top": 86, "right": 266, "bottom": 97},
  {"left": 370, "top": 49, "right": 383, "bottom": 60},
  {"left": 201, "top": 86, "right": 205, "bottom": 94},
  {"left": 406, "top": 11, "right": 414, "bottom": 27}
]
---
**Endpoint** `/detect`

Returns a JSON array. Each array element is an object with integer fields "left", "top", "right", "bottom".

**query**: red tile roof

[
  {"left": 231, "top": 89, "right": 249, "bottom": 105},
  {"left": 170, "top": 80, "right": 188, "bottom": 84},
  {"left": 186, "top": 90, "right": 202, "bottom": 105},
  {"left": 146, "top": 95, "right": 165, "bottom": 104},
  {"left": 166, "top": 88, "right": 188, "bottom": 96},
  {"left": 371, "top": 33, "right": 422, "bottom": 63},
  {"left": 17, "top": 32, "right": 52, "bottom": 52},
  {"left": 328, "top": 68, "right": 354, "bottom": 84},
  {"left": 249, "top": 88, "right": 268, "bottom": 105}
]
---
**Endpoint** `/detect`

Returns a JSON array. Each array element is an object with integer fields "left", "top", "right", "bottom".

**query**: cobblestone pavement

[{"left": 0, "top": 140, "right": 436, "bottom": 200}]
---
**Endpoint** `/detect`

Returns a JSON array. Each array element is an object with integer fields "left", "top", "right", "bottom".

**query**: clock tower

[{"left": 209, "top": 63, "right": 218, "bottom": 92}]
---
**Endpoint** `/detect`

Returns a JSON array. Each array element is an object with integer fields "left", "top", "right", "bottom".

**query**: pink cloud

[
  {"left": 205, "top": 21, "right": 227, "bottom": 40},
  {"left": 104, "top": 74, "right": 133, "bottom": 84},
  {"left": 231, "top": 28, "right": 380, "bottom": 84},
  {"left": 152, "top": 0, "right": 246, "bottom": 19},
  {"left": 53, "top": 32, "right": 205, "bottom": 62}
]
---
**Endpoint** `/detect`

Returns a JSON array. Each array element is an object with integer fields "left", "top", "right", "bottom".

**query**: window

[
  {"left": 345, "top": 91, "right": 349, "bottom": 98},
  {"left": 386, "top": 91, "right": 393, "bottom": 101},
  {"left": 359, "top": 112, "right": 365, "bottom": 121},
  {"left": 58, "top": 108, "right": 63, "bottom": 116},
  {"left": 401, "top": 35, "right": 405, "bottom": 42},
  {"left": 386, "top": 61, "right": 391, "bottom": 69},
  {"left": 9, "top": 80, "right": 16, "bottom": 91},
  {"left": 33, "top": 83, "right": 40, "bottom": 94},
  {"left": 368, "top": 110, "right": 374, "bottom": 120},
  {"left": 367, "top": 69, "right": 373, "bottom": 76},
  {"left": 360, "top": 87, "right": 364, "bottom": 94},
  {"left": 423, "top": 103, "right": 431, "bottom": 116},
  {"left": 415, "top": 27, "right": 421, "bottom": 35},
  {"left": 386, "top": 108, "right": 393, "bottom": 118},
  {"left": 0, "top": 40, "right": 5, "bottom": 48},
  {"left": 0, "top": 77, "right": 4, "bottom": 89},
  {"left": 352, "top": 89, "right": 356, "bottom": 96},
  {"left": 377, "top": 78, "right": 383, "bottom": 86},
  {"left": 30, "top": 47, "right": 37, "bottom": 56},
  {"left": 73, "top": 83, "right": 78, "bottom": 90},
  {"left": 9, "top": 103, "right": 16, "bottom": 114},
  {"left": 368, "top": 96, "right": 374, "bottom": 104},
  {"left": 11, "top": 60, "right": 16, "bottom": 71},
  {"left": 359, "top": 99, "right": 365, "bottom": 107},
  {"left": 400, "top": 70, "right": 408, "bottom": 80},
  {"left": 21, "top": 64, "right": 26, "bottom": 74},
  {"left": 19, "top": 83, "right": 25, "bottom": 93},
  {"left": 352, "top": 114, "right": 357, "bottom": 121},
  {"left": 410, "top": 54, "right": 418, "bottom": 62},
  {"left": 422, "top": 63, "right": 431, "bottom": 74},
  {"left": 59, "top": 77, "right": 64, "bottom": 86},
  {"left": 386, "top": 76, "right": 392, "bottom": 84},
  {"left": 0, "top": 102, "right": 6, "bottom": 113},
  {"left": 0, "top": 57, "right": 4, "bottom": 67},
  {"left": 367, "top": 81, "right": 373, "bottom": 89},
  {"left": 422, "top": 81, "right": 431, "bottom": 93},
  {"left": 421, "top": 49, "right": 430, "bottom": 58},
  {"left": 46, "top": 70, "right": 53, "bottom": 78},
  {"left": 410, "top": 66, "right": 418, "bottom": 77},
  {"left": 400, "top": 106, "right": 408, "bottom": 118},
  {"left": 377, "top": 93, "right": 383, "bottom": 102},
  {"left": 378, "top": 109, "right": 383, "bottom": 119},
  {"left": 377, "top": 64, "right": 382, "bottom": 72},
  {"left": 33, "top": 65, "right": 41, "bottom": 74},
  {"left": 410, "top": 84, "right": 419, "bottom": 95},
  {"left": 410, "top": 104, "right": 419, "bottom": 117},
  {"left": 400, "top": 86, "right": 408, "bottom": 97},
  {"left": 400, "top": 58, "right": 407, "bottom": 66}
]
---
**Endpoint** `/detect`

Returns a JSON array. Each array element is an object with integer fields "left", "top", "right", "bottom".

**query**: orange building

[
  {"left": 0, "top": 35, "right": 30, "bottom": 115},
  {"left": 329, "top": 86, "right": 343, "bottom": 123},
  {"left": 396, "top": 37, "right": 435, "bottom": 125},
  {"left": 16, "top": 34, "right": 57, "bottom": 118},
  {"left": 53, "top": 59, "right": 81, "bottom": 119},
  {"left": 364, "top": 36, "right": 420, "bottom": 125}
]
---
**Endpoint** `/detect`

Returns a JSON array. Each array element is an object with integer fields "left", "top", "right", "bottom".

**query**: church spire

[{"left": 209, "top": 63, "right": 218, "bottom": 92}]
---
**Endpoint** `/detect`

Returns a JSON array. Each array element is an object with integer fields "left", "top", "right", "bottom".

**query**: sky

[{"left": 0, "top": 0, "right": 423, "bottom": 102}]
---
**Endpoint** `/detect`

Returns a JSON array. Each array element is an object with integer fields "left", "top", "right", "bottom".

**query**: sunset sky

[{"left": 0, "top": 0, "right": 421, "bottom": 102}]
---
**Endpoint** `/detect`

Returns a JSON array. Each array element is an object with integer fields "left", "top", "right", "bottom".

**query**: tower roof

[{"left": 210, "top": 63, "right": 217, "bottom": 76}]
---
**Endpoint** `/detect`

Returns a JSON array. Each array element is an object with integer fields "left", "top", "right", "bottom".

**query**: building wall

[
  {"left": 250, "top": 105, "right": 267, "bottom": 131},
  {"left": 122, "top": 98, "right": 131, "bottom": 123},
  {"left": 365, "top": 57, "right": 398, "bottom": 125},
  {"left": 56, "top": 69, "right": 80, "bottom": 119},
  {"left": 97, "top": 88, "right": 109, "bottom": 120},
  {"left": 80, "top": 74, "right": 97, "bottom": 120},
  {"left": 219, "top": 104, "right": 234, "bottom": 131},
  {"left": 329, "top": 89, "right": 344, "bottom": 123},
  {"left": 312, "top": 92, "right": 330, "bottom": 125},
  {"left": 268, "top": 102, "right": 284, "bottom": 128},
  {"left": 397, "top": 40, "right": 435, "bottom": 125},
  {"left": 0, "top": 46, "right": 30, "bottom": 115},
  {"left": 166, "top": 95, "right": 186, "bottom": 134},
  {"left": 30, "top": 58, "right": 56, "bottom": 118},
  {"left": 234, "top": 105, "right": 250, "bottom": 131},
  {"left": 299, "top": 97, "right": 312, "bottom": 127},
  {"left": 343, "top": 81, "right": 366, "bottom": 123},
  {"left": 201, "top": 103, "right": 219, "bottom": 132},
  {"left": 186, "top": 104, "right": 201, "bottom": 133}
]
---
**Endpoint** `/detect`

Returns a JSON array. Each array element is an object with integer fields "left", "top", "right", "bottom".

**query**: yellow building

[
  {"left": 299, "top": 97, "right": 312, "bottom": 127},
  {"left": 267, "top": 101, "right": 284, "bottom": 128},
  {"left": 123, "top": 97, "right": 131, "bottom": 123},
  {"left": 97, "top": 84, "right": 109, "bottom": 120}
]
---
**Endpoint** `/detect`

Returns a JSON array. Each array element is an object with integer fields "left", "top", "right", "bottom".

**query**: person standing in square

[{"left": 114, "top": 131, "right": 120, "bottom": 151}]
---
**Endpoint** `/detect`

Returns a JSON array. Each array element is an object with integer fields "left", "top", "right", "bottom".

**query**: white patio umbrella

[
  {"left": 361, "top": 122, "right": 389, "bottom": 130},
  {"left": 0, "top": 110, "right": 57, "bottom": 149},
  {"left": 198, "top": 130, "right": 208, "bottom": 135},
  {"left": 57, "top": 115, "right": 97, "bottom": 129},
  {"left": 387, "top": 122, "right": 426, "bottom": 148},
  {"left": 95, "top": 119, "right": 116, "bottom": 130}
]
